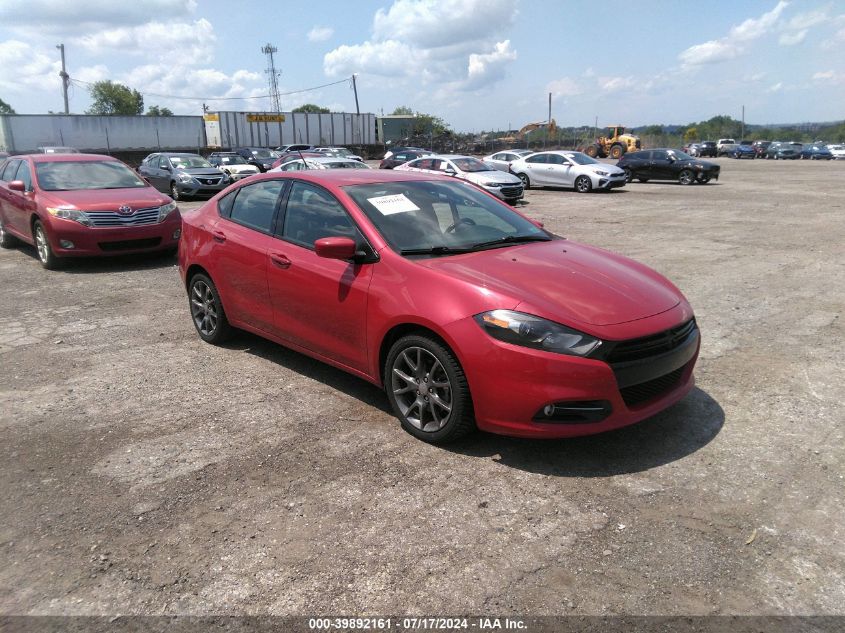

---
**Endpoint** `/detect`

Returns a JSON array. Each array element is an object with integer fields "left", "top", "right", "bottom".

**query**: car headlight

[
  {"left": 158, "top": 201, "right": 177, "bottom": 222},
  {"left": 176, "top": 172, "right": 195, "bottom": 183},
  {"left": 46, "top": 206, "right": 92, "bottom": 226},
  {"left": 484, "top": 182, "right": 505, "bottom": 188},
  {"left": 595, "top": 170, "right": 609, "bottom": 176},
  {"left": 474, "top": 310, "right": 601, "bottom": 357}
]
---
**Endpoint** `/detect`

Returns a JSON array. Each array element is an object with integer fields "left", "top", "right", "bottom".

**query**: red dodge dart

[
  {"left": 179, "top": 170, "right": 699, "bottom": 443},
  {"left": 0, "top": 153, "right": 182, "bottom": 269}
]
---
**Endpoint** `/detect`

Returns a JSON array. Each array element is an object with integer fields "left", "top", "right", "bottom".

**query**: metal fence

[{"left": 211, "top": 111, "right": 376, "bottom": 149}]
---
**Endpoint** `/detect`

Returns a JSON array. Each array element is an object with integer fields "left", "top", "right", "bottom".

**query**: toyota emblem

[{"left": 117, "top": 205, "right": 133, "bottom": 215}]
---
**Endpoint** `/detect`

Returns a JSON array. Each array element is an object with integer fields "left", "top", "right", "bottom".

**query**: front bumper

[
  {"left": 444, "top": 307, "right": 699, "bottom": 438},
  {"left": 174, "top": 180, "right": 229, "bottom": 197},
  {"left": 47, "top": 212, "right": 182, "bottom": 257},
  {"left": 596, "top": 176, "right": 627, "bottom": 190},
  {"left": 484, "top": 184, "right": 524, "bottom": 203}
]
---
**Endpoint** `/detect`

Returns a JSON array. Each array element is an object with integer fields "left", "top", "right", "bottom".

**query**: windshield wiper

[
  {"left": 471, "top": 235, "right": 551, "bottom": 249},
  {"left": 400, "top": 245, "right": 474, "bottom": 256}
]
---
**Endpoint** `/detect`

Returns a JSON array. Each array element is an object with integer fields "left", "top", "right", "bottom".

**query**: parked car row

[{"left": 683, "top": 139, "right": 841, "bottom": 160}]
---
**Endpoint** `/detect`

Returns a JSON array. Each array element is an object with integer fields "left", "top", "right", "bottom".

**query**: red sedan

[
  {"left": 0, "top": 153, "right": 182, "bottom": 269},
  {"left": 179, "top": 170, "right": 699, "bottom": 443}
]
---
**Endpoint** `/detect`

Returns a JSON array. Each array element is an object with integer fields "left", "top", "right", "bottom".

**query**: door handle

[
  {"left": 270, "top": 252, "right": 291, "bottom": 269},
  {"left": 211, "top": 230, "right": 226, "bottom": 243}
]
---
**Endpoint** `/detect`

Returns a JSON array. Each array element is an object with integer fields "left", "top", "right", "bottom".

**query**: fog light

[
  {"left": 543, "top": 404, "right": 555, "bottom": 417},
  {"left": 59, "top": 240, "right": 75, "bottom": 249},
  {"left": 172, "top": 229, "right": 181, "bottom": 239}
]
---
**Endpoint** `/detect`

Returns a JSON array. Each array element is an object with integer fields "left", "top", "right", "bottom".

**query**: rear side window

[
  {"left": 526, "top": 154, "right": 547, "bottom": 164},
  {"left": 228, "top": 180, "right": 285, "bottom": 233}
]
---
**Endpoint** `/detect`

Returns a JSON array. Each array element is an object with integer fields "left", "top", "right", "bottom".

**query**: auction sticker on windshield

[{"left": 367, "top": 194, "right": 420, "bottom": 215}]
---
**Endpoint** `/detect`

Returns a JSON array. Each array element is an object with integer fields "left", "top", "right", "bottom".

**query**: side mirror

[
  {"left": 315, "top": 236, "right": 357, "bottom": 261},
  {"left": 445, "top": 169, "right": 457, "bottom": 175},
  {"left": 8, "top": 180, "right": 25, "bottom": 192}
]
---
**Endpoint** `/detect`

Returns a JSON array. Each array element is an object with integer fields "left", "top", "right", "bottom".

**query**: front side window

[
  {"left": 282, "top": 182, "right": 357, "bottom": 247},
  {"left": 1, "top": 159, "right": 21, "bottom": 182},
  {"left": 14, "top": 161, "right": 32, "bottom": 190},
  {"left": 228, "top": 180, "right": 285, "bottom": 233}
]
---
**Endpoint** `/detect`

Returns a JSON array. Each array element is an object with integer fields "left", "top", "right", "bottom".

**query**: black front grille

[
  {"left": 98, "top": 238, "right": 162, "bottom": 252},
  {"left": 620, "top": 366, "right": 685, "bottom": 407},
  {"left": 501, "top": 186, "right": 523, "bottom": 197},
  {"left": 604, "top": 319, "right": 696, "bottom": 364}
]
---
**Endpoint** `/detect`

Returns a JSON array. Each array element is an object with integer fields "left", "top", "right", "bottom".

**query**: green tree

[
  {"left": 293, "top": 103, "right": 330, "bottom": 114},
  {"left": 683, "top": 127, "right": 699, "bottom": 142},
  {"left": 391, "top": 106, "right": 414, "bottom": 116},
  {"left": 0, "top": 97, "right": 15, "bottom": 114},
  {"left": 86, "top": 80, "right": 144, "bottom": 115},
  {"left": 146, "top": 105, "right": 173, "bottom": 116}
]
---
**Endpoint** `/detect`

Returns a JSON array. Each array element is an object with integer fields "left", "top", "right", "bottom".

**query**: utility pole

[
  {"left": 741, "top": 105, "right": 745, "bottom": 140},
  {"left": 261, "top": 43, "right": 282, "bottom": 112},
  {"left": 351, "top": 74, "right": 360, "bottom": 115},
  {"left": 56, "top": 43, "right": 69, "bottom": 114},
  {"left": 545, "top": 92, "right": 552, "bottom": 149}
]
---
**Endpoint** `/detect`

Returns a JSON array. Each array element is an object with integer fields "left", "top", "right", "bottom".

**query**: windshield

[
  {"left": 170, "top": 155, "right": 213, "bottom": 169},
  {"left": 217, "top": 155, "right": 247, "bottom": 165},
  {"left": 36, "top": 161, "right": 147, "bottom": 191},
  {"left": 344, "top": 180, "right": 550, "bottom": 255},
  {"left": 564, "top": 153, "right": 599, "bottom": 165},
  {"left": 451, "top": 157, "right": 494, "bottom": 173},
  {"left": 324, "top": 161, "right": 368, "bottom": 169},
  {"left": 251, "top": 149, "right": 274, "bottom": 158},
  {"left": 333, "top": 148, "right": 353, "bottom": 157}
]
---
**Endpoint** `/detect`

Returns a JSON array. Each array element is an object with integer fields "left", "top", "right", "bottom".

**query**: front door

[{"left": 268, "top": 180, "right": 373, "bottom": 372}]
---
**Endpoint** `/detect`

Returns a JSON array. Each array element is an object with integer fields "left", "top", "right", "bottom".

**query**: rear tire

[
  {"left": 584, "top": 144, "right": 599, "bottom": 158},
  {"left": 0, "top": 219, "right": 17, "bottom": 248},
  {"left": 517, "top": 173, "right": 530, "bottom": 189},
  {"left": 384, "top": 334, "right": 475, "bottom": 444},
  {"left": 188, "top": 273, "right": 232, "bottom": 344},
  {"left": 574, "top": 175, "right": 592, "bottom": 193}
]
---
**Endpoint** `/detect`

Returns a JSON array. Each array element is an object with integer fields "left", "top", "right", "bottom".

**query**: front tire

[
  {"left": 170, "top": 182, "right": 184, "bottom": 201},
  {"left": 696, "top": 174, "right": 711, "bottom": 184},
  {"left": 574, "top": 175, "right": 592, "bottom": 193},
  {"left": 33, "top": 220, "right": 61, "bottom": 270},
  {"left": 188, "top": 273, "right": 232, "bottom": 344},
  {"left": 623, "top": 168, "right": 633, "bottom": 183},
  {"left": 609, "top": 144, "right": 625, "bottom": 160},
  {"left": 678, "top": 169, "right": 695, "bottom": 185},
  {"left": 385, "top": 334, "right": 475, "bottom": 444}
]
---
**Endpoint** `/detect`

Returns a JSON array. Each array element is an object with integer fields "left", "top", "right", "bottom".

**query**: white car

[
  {"left": 395, "top": 154, "right": 524, "bottom": 204},
  {"left": 828, "top": 144, "right": 845, "bottom": 160},
  {"left": 313, "top": 147, "right": 363, "bottom": 162},
  {"left": 207, "top": 153, "right": 260, "bottom": 181},
  {"left": 509, "top": 151, "right": 626, "bottom": 193},
  {"left": 716, "top": 138, "right": 738, "bottom": 156},
  {"left": 268, "top": 156, "right": 370, "bottom": 172},
  {"left": 482, "top": 149, "right": 533, "bottom": 172}
]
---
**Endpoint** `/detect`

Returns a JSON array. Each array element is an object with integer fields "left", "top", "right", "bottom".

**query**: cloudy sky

[{"left": 0, "top": 0, "right": 843, "bottom": 131}]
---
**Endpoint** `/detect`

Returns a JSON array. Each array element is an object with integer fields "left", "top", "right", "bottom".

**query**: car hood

[
  {"left": 221, "top": 164, "right": 259, "bottom": 173},
  {"left": 462, "top": 171, "right": 523, "bottom": 185},
  {"left": 415, "top": 239, "right": 681, "bottom": 327},
  {"left": 39, "top": 187, "right": 170, "bottom": 210}
]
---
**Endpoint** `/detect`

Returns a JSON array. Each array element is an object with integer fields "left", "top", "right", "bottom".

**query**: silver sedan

[
  {"left": 482, "top": 149, "right": 533, "bottom": 172},
  {"left": 395, "top": 155, "right": 524, "bottom": 204},
  {"left": 508, "top": 151, "right": 626, "bottom": 193}
]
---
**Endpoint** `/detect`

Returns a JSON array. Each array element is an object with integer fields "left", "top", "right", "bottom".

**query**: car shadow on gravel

[
  {"left": 13, "top": 243, "right": 178, "bottom": 274},
  {"left": 444, "top": 387, "right": 724, "bottom": 477},
  {"left": 225, "top": 332, "right": 392, "bottom": 414}
]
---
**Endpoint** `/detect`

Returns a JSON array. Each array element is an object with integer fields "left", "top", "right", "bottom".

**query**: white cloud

[
  {"left": 779, "top": 30, "right": 807, "bottom": 45},
  {"left": 0, "top": 40, "right": 60, "bottom": 94},
  {"left": 547, "top": 77, "right": 583, "bottom": 98},
  {"left": 729, "top": 1, "right": 788, "bottom": 41},
  {"left": 0, "top": 0, "right": 197, "bottom": 34},
  {"left": 324, "top": 0, "right": 518, "bottom": 93},
  {"left": 812, "top": 70, "right": 845, "bottom": 84},
  {"left": 308, "top": 26, "right": 334, "bottom": 42},
  {"left": 678, "top": 40, "right": 742, "bottom": 67},
  {"left": 767, "top": 82, "right": 784, "bottom": 92},
  {"left": 598, "top": 76, "right": 638, "bottom": 94},
  {"left": 75, "top": 19, "right": 216, "bottom": 61}
]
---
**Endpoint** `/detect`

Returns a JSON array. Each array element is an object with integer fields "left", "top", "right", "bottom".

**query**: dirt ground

[{"left": 0, "top": 157, "right": 843, "bottom": 618}]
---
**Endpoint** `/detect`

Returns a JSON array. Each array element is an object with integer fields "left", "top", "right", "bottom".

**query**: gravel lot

[{"left": 0, "top": 157, "right": 843, "bottom": 617}]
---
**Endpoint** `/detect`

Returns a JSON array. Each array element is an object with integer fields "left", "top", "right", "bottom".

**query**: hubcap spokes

[
  {"left": 191, "top": 282, "right": 218, "bottom": 336},
  {"left": 391, "top": 346, "right": 452, "bottom": 432},
  {"left": 35, "top": 228, "right": 48, "bottom": 262}
]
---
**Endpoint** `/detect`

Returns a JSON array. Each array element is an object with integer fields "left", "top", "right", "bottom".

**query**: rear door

[
  {"left": 522, "top": 153, "right": 549, "bottom": 185},
  {"left": 209, "top": 179, "right": 286, "bottom": 334}
]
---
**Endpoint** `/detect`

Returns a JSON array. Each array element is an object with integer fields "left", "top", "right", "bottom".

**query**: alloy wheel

[
  {"left": 191, "top": 279, "right": 219, "bottom": 337},
  {"left": 35, "top": 225, "right": 50, "bottom": 263},
  {"left": 390, "top": 346, "right": 453, "bottom": 433}
]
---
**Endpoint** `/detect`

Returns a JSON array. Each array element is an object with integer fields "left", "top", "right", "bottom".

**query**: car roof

[
  {"left": 160, "top": 152, "right": 203, "bottom": 157},
  {"left": 250, "top": 167, "right": 452, "bottom": 188},
  {"left": 21, "top": 153, "right": 119, "bottom": 163}
]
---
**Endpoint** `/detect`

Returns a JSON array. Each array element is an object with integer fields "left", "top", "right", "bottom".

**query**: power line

[{"left": 68, "top": 77, "right": 352, "bottom": 103}]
